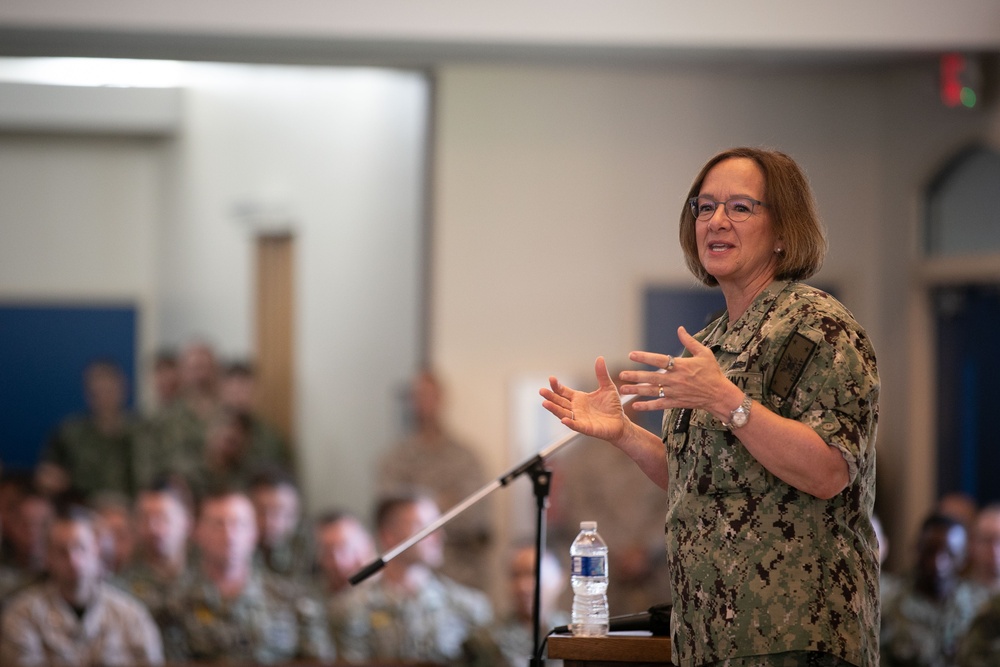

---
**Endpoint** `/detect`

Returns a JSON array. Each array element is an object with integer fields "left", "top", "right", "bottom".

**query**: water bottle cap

[{"left": 580, "top": 521, "right": 597, "bottom": 531}]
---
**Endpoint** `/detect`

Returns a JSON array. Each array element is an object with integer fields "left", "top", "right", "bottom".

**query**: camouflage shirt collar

[{"left": 702, "top": 280, "right": 791, "bottom": 353}]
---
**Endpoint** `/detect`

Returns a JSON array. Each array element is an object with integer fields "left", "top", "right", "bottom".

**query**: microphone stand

[
  {"left": 349, "top": 389, "right": 650, "bottom": 666},
  {"left": 348, "top": 426, "right": 584, "bottom": 666}
]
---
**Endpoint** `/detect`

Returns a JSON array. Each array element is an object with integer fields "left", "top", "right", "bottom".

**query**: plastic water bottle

[{"left": 570, "top": 520, "right": 609, "bottom": 637}]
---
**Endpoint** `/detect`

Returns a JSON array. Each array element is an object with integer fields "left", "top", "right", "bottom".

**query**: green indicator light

[{"left": 960, "top": 87, "right": 977, "bottom": 108}]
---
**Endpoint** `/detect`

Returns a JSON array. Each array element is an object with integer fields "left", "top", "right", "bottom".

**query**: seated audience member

[
  {"left": 330, "top": 492, "right": 493, "bottom": 664},
  {"left": 0, "top": 474, "right": 33, "bottom": 599},
  {"left": 2, "top": 486, "right": 53, "bottom": 585},
  {"left": 0, "top": 504, "right": 163, "bottom": 666},
  {"left": 187, "top": 409, "right": 257, "bottom": 497},
  {"left": 376, "top": 370, "right": 493, "bottom": 590},
  {"left": 249, "top": 467, "right": 314, "bottom": 580},
  {"left": 116, "top": 478, "right": 193, "bottom": 633},
  {"left": 36, "top": 359, "right": 142, "bottom": 500},
  {"left": 881, "top": 513, "right": 986, "bottom": 667},
  {"left": 966, "top": 503, "right": 1000, "bottom": 594},
  {"left": 314, "top": 509, "right": 377, "bottom": 596},
  {"left": 0, "top": 472, "right": 31, "bottom": 557},
  {"left": 956, "top": 593, "right": 1000, "bottom": 667},
  {"left": 463, "top": 543, "right": 568, "bottom": 667},
  {"left": 219, "top": 360, "right": 293, "bottom": 469},
  {"left": 162, "top": 486, "right": 333, "bottom": 664},
  {"left": 151, "top": 349, "right": 182, "bottom": 414},
  {"left": 936, "top": 492, "right": 979, "bottom": 539},
  {"left": 91, "top": 491, "right": 135, "bottom": 575},
  {"left": 143, "top": 340, "right": 223, "bottom": 487}
]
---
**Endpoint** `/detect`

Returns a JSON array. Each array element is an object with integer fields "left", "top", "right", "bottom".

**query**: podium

[{"left": 547, "top": 633, "right": 674, "bottom": 667}]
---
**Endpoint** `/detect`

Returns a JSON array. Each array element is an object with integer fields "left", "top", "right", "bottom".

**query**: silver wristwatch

[{"left": 724, "top": 393, "right": 752, "bottom": 430}]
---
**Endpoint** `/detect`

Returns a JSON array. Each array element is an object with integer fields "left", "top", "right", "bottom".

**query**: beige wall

[{"left": 431, "top": 61, "right": 1000, "bottom": 574}]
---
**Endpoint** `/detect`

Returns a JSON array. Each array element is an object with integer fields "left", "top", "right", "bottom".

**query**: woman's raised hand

[{"left": 539, "top": 356, "right": 631, "bottom": 445}]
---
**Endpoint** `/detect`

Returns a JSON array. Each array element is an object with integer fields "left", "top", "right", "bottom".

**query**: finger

[
  {"left": 626, "top": 350, "right": 675, "bottom": 371},
  {"left": 678, "top": 326, "right": 712, "bottom": 358},
  {"left": 541, "top": 398, "right": 573, "bottom": 421},
  {"left": 546, "top": 375, "right": 574, "bottom": 400},
  {"left": 539, "top": 384, "right": 571, "bottom": 411},
  {"left": 594, "top": 356, "right": 616, "bottom": 391}
]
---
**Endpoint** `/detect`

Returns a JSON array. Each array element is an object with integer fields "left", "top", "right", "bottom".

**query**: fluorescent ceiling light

[{"left": 0, "top": 58, "right": 183, "bottom": 88}]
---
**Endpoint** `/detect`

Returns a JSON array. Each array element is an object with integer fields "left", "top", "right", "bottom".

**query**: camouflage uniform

[
  {"left": 114, "top": 560, "right": 194, "bottom": 638},
  {"left": 0, "top": 566, "right": 34, "bottom": 607},
  {"left": 956, "top": 593, "right": 1000, "bottom": 667},
  {"left": 329, "top": 572, "right": 493, "bottom": 664},
  {"left": 161, "top": 567, "right": 333, "bottom": 664},
  {"left": 880, "top": 579, "right": 988, "bottom": 667},
  {"left": 0, "top": 579, "right": 163, "bottom": 666},
  {"left": 662, "top": 281, "right": 880, "bottom": 667},
  {"left": 139, "top": 400, "right": 215, "bottom": 488},
  {"left": 248, "top": 416, "right": 293, "bottom": 470},
  {"left": 377, "top": 434, "right": 493, "bottom": 588},
  {"left": 254, "top": 519, "right": 315, "bottom": 581},
  {"left": 43, "top": 414, "right": 144, "bottom": 499}
]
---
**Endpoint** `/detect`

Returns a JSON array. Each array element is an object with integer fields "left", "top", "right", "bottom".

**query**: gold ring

[
  {"left": 658, "top": 385, "right": 665, "bottom": 398},
  {"left": 666, "top": 356, "right": 675, "bottom": 371}
]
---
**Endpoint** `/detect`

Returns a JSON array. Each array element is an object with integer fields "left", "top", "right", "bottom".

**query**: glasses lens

[
  {"left": 724, "top": 198, "right": 755, "bottom": 222},
  {"left": 691, "top": 197, "right": 717, "bottom": 220}
]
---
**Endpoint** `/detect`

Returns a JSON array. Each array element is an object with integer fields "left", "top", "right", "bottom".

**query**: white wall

[
  {"left": 0, "top": 132, "right": 162, "bottom": 340},
  {"left": 0, "top": 63, "right": 430, "bottom": 520},
  {"left": 156, "top": 63, "right": 429, "bottom": 517}
]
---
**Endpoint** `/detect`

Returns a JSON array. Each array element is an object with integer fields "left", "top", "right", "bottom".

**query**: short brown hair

[{"left": 679, "top": 147, "right": 827, "bottom": 287}]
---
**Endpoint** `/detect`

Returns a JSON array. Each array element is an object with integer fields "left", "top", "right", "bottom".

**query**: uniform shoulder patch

[{"left": 769, "top": 331, "right": 817, "bottom": 400}]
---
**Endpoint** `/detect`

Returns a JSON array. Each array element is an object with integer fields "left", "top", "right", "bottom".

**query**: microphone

[{"left": 552, "top": 604, "right": 671, "bottom": 636}]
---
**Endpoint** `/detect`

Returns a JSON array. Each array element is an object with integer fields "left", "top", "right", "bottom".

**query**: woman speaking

[{"left": 540, "top": 147, "right": 880, "bottom": 667}]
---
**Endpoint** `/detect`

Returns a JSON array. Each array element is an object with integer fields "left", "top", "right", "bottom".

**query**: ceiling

[{"left": 1, "top": 1, "right": 998, "bottom": 70}]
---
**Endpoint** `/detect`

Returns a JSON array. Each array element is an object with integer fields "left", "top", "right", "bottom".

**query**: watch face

[{"left": 731, "top": 409, "right": 749, "bottom": 428}]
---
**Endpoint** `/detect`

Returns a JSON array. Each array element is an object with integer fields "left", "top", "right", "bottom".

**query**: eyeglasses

[{"left": 688, "top": 196, "right": 766, "bottom": 223}]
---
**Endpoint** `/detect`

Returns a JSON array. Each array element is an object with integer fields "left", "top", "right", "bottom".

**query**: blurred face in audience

[
  {"left": 94, "top": 504, "right": 134, "bottom": 574},
  {"left": 316, "top": 516, "right": 376, "bottom": 591},
  {"left": 11, "top": 495, "right": 53, "bottom": 568},
  {"left": 510, "top": 546, "right": 565, "bottom": 622},
  {"left": 136, "top": 491, "right": 191, "bottom": 561},
  {"left": 196, "top": 493, "right": 258, "bottom": 573},
  {"left": 84, "top": 363, "right": 127, "bottom": 416},
  {"left": 180, "top": 343, "right": 217, "bottom": 393},
  {"left": 154, "top": 358, "right": 181, "bottom": 406},
  {"left": 916, "top": 522, "right": 967, "bottom": 598},
  {"left": 411, "top": 372, "right": 443, "bottom": 427},
  {"left": 251, "top": 483, "right": 300, "bottom": 549},
  {"left": 48, "top": 518, "right": 103, "bottom": 606},
  {"left": 220, "top": 372, "right": 256, "bottom": 413},
  {"left": 380, "top": 498, "right": 443, "bottom": 569},
  {"left": 204, "top": 414, "right": 250, "bottom": 469},
  {"left": 970, "top": 508, "right": 1000, "bottom": 583}
]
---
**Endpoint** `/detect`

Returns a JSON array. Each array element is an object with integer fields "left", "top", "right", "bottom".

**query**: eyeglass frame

[{"left": 687, "top": 195, "right": 767, "bottom": 223}]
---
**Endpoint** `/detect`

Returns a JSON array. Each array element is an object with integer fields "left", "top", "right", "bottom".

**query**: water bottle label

[{"left": 571, "top": 555, "right": 606, "bottom": 577}]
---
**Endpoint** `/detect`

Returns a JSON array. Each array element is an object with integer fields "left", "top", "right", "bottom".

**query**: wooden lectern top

[{"left": 548, "top": 633, "right": 674, "bottom": 667}]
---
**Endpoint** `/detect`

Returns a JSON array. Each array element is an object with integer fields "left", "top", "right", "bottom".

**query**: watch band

[{"left": 722, "top": 393, "right": 752, "bottom": 430}]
